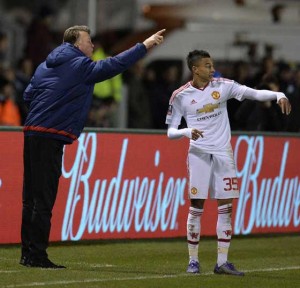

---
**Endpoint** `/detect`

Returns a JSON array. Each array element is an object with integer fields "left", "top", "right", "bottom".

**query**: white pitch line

[
  {"left": 64, "top": 262, "right": 116, "bottom": 268},
  {"left": 2, "top": 266, "right": 300, "bottom": 288},
  {"left": 243, "top": 266, "right": 300, "bottom": 273},
  {"left": 0, "top": 262, "right": 115, "bottom": 274}
]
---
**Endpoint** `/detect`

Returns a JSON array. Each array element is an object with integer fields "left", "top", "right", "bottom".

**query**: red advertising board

[{"left": 0, "top": 131, "right": 299, "bottom": 244}]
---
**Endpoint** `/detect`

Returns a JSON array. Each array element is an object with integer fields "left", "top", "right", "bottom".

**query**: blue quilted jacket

[{"left": 23, "top": 42, "right": 147, "bottom": 143}]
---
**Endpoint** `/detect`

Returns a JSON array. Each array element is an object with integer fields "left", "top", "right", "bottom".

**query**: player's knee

[
  {"left": 217, "top": 198, "right": 233, "bottom": 206},
  {"left": 191, "top": 199, "right": 205, "bottom": 209}
]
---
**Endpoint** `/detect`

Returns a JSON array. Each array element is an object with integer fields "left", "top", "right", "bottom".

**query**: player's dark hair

[
  {"left": 187, "top": 50, "right": 211, "bottom": 71},
  {"left": 63, "top": 25, "right": 90, "bottom": 45}
]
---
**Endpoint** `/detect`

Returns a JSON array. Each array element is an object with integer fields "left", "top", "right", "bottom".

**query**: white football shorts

[{"left": 187, "top": 145, "right": 240, "bottom": 199}]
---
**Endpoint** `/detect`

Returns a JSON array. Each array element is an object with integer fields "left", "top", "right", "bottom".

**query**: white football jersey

[{"left": 165, "top": 78, "right": 248, "bottom": 153}]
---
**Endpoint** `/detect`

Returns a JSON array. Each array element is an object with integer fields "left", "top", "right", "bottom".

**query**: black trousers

[{"left": 21, "top": 135, "right": 64, "bottom": 260}]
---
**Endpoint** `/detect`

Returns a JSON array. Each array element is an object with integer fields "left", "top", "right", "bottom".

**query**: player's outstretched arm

[
  {"left": 243, "top": 87, "right": 292, "bottom": 115},
  {"left": 143, "top": 29, "right": 166, "bottom": 49}
]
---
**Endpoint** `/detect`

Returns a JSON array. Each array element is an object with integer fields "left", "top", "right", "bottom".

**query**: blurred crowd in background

[{"left": 0, "top": 2, "right": 299, "bottom": 132}]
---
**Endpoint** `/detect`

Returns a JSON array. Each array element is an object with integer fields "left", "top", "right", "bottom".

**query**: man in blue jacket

[{"left": 20, "top": 25, "right": 165, "bottom": 269}]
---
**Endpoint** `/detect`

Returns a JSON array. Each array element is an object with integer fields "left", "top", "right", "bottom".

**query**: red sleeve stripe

[{"left": 169, "top": 81, "right": 191, "bottom": 104}]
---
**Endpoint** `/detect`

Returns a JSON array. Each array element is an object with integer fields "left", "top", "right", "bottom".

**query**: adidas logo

[{"left": 190, "top": 99, "right": 197, "bottom": 104}]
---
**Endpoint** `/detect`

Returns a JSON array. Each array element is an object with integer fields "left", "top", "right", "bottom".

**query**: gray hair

[{"left": 63, "top": 25, "right": 90, "bottom": 45}]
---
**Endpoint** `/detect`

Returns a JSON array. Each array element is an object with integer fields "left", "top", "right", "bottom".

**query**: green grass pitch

[{"left": 0, "top": 234, "right": 299, "bottom": 288}]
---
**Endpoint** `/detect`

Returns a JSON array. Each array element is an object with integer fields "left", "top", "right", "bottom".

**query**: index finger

[{"left": 156, "top": 29, "right": 166, "bottom": 35}]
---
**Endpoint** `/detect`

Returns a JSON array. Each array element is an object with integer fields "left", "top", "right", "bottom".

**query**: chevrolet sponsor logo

[{"left": 197, "top": 103, "right": 220, "bottom": 113}]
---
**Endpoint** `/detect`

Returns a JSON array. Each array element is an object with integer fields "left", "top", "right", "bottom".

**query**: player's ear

[{"left": 192, "top": 65, "right": 198, "bottom": 74}]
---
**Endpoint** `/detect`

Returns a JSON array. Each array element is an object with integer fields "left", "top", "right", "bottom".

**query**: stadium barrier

[{"left": 0, "top": 127, "right": 299, "bottom": 244}]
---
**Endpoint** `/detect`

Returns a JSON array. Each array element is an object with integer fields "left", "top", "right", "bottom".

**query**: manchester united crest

[
  {"left": 191, "top": 187, "right": 197, "bottom": 195},
  {"left": 211, "top": 91, "right": 220, "bottom": 100}
]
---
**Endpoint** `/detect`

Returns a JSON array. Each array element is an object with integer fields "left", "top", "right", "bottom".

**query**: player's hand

[
  {"left": 143, "top": 29, "right": 166, "bottom": 49},
  {"left": 191, "top": 129, "right": 204, "bottom": 141},
  {"left": 278, "top": 98, "right": 291, "bottom": 115}
]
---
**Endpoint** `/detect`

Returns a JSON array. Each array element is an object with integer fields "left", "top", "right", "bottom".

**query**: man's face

[
  {"left": 192, "top": 57, "right": 215, "bottom": 82},
  {"left": 76, "top": 31, "right": 94, "bottom": 58}
]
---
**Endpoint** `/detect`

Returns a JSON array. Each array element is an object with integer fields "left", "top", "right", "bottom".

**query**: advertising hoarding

[{"left": 0, "top": 131, "right": 299, "bottom": 244}]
